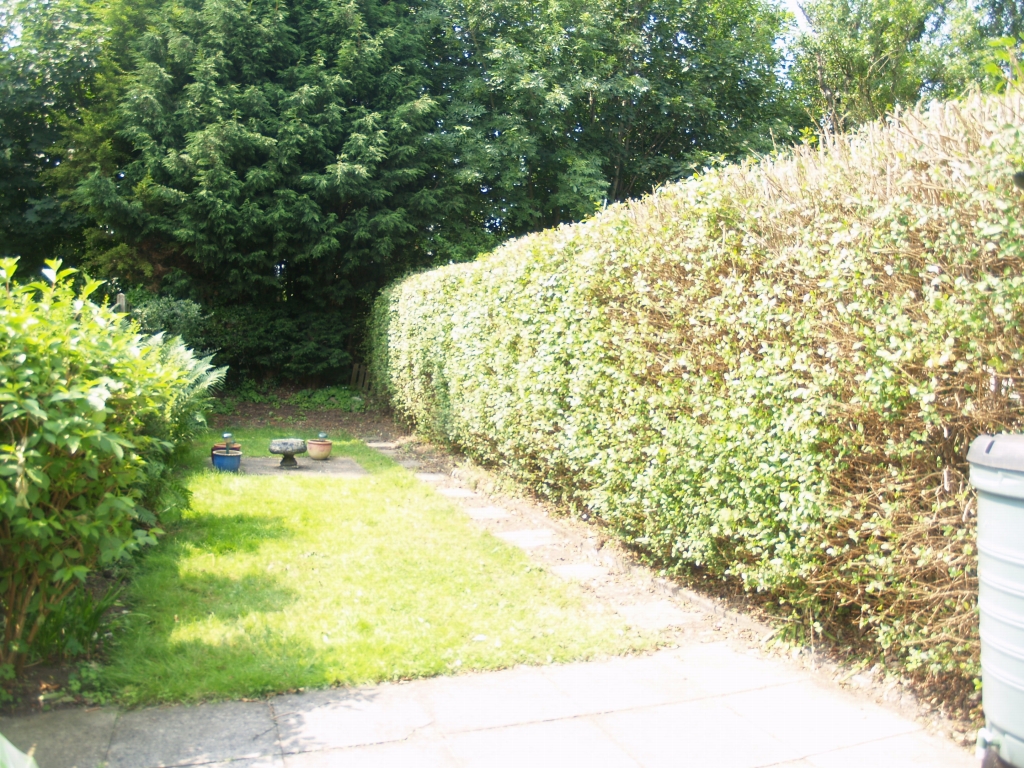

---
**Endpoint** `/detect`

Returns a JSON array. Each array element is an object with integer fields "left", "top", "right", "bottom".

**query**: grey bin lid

[{"left": 968, "top": 433, "right": 1024, "bottom": 472}]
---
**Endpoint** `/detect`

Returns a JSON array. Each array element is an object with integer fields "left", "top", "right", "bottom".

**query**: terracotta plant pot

[
  {"left": 212, "top": 449, "right": 242, "bottom": 472},
  {"left": 307, "top": 439, "right": 332, "bottom": 460}
]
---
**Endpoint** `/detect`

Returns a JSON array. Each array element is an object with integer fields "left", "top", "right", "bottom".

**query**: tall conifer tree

[{"left": 69, "top": 0, "right": 438, "bottom": 377}]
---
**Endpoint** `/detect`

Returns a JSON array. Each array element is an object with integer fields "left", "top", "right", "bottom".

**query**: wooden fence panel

[{"left": 350, "top": 363, "right": 371, "bottom": 392}]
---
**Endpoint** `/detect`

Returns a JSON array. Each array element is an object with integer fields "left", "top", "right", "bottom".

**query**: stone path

[
  {"left": 0, "top": 644, "right": 975, "bottom": 768},
  {"left": 395, "top": 446, "right": 729, "bottom": 637},
  {"left": 0, "top": 440, "right": 978, "bottom": 768}
]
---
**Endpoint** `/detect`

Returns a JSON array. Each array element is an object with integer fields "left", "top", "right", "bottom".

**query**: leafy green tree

[
  {"left": 787, "top": 0, "right": 1021, "bottom": 131},
  {"left": 0, "top": 0, "right": 103, "bottom": 273},
  {"left": 979, "top": 0, "right": 1024, "bottom": 38},
  {"left": 788, "top": 0, "right": 943, "bottom": 129},
  {"left": 421, "top": 0, "right": 799, "bottom": 243},
  {"left": 47, "top": 0, "right": 803, "bottom": 378}
]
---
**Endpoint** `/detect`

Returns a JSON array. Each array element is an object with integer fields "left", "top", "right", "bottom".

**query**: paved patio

[{"left": 0, "top": 641, "right": 974, "bottom": 768}]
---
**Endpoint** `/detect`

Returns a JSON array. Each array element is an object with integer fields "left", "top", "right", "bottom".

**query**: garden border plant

[
  {"left": 369, "top": 89, "right": 1024, "bottom": 711},
  {"left": 0, "top": 258, "right": 223, "bottom": 677}
]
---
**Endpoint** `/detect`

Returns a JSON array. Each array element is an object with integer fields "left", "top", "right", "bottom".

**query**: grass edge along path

[{"left": 99, "top": 427, "right": 650, "bottom": 706}]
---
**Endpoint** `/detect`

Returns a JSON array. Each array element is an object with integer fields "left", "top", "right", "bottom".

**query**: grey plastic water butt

[{"left": 969, "top": 434, "right": 1024, "bottom": 768}]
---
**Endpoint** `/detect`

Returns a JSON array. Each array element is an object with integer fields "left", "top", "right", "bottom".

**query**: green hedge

[
  {"left": 0, "top": 259, "right": 224, "bottom": 672},
  {"left": 370, "top": 92, "right": 1024, "bottom": 694}
]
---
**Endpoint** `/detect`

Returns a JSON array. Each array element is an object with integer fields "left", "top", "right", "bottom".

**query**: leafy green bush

[
  {"left": 129, "top": 294, "right": 213, "bottom": 358},
  {"left": 128, "top": 296, "right": 356, "bottom": 383},
  {"left": 232, "top": 380, "right": 280, "bottom": 406},
  {"left": 0, "top": 259, "right": 224, "bottom": 673},
  {"left": 204, "top": 306, "right": 353, "bottom": 384},
  {"left": 31, "top": 585, "right": 122, "bottom": 663},
  {"left": 287, "top": 387, "right": 364, "bottom": 412},
  {"left": 205, "top": 379, "right": 280, "bottom": 416},
  {"left": 208, "top": 384, "right": 366, "bottom": 416},
  {"left": 370, "top": 90, "right": 1024, "bottom": 700}
]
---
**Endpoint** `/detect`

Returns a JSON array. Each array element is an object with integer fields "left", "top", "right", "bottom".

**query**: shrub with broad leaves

[{"left": 0, "top": 259, "right": 224, "bottom": 674}]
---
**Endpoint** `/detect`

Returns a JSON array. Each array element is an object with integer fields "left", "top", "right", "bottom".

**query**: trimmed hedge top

[{"left": 369, "top": 91, "right": 1024, "bottom": 704}]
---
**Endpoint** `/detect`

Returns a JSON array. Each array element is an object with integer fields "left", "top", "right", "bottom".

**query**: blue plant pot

[
  {"left": 212, "top": 449, "right": 242, "bottom": 472},
  {"left": 211, "top": 442, "right": 241, "bottom": 464}
]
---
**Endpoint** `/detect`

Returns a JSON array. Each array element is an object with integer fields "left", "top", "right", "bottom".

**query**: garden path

[{"left": 0, "top": 438, "right": 978, "bottom": 768}]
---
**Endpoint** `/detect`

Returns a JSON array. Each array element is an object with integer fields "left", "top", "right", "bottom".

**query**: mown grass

[{"left": 100, "top": 426, "right": 645, "bottom": 705}]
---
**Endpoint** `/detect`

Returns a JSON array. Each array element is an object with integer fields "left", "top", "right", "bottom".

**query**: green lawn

[{"left": 101, "top": 426, "right": 647, "bottom": 705}]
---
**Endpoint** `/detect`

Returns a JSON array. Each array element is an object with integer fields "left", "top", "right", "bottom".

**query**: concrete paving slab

[
  {"left": 496, "top": 529, "right": 556, "bottom": 549},
  {"left": 594, "top": 698, "right": 798, "bottom": 768},
  {"left": 200, "top": 757, "right": 285, "bottom": 768},
  {"left": 437, "top": 487, "right": 478, "bottom": 499},
  {"left": 241, "top": 457, "right": 367, "bottom": 477},
  {"left": 551, "top": 564, "right": 608, "bottom": 581},
  {"left": 805, "top": 730, "right": 975, "bottom": 768},
  {"left": 721, "top": 680, "right": 920, "bottom": 757},
  {"left": 282, "top": 737, "right": 458, "bottom": 767},
  {"left": 465, "top": 506, "right": 510, "bottom": 520},
  {"left": 615, "top": 600, "right": 701, "bottom": 630},
  {"left": 413, "top": 665, "right": 583, "bottom": 734},
  {"left": 0, "top": 706, "right": 117, "bottom": 768},
  {"left": 272, "top": 685, "right": 432, "bottom": 754},
  {"left": 415, "top": 473, "right": 448, "bottom": 483},
  {"left": 365, "top": 442, "right": 398, "bottom": 450},
  {"left": 664, "top": 642, "right": 804, "bottom": 696},
  {"left": 446, "top": 717, "right": 641, "bottom": 768},
  {"left": 539, "top": 653, "right": 710, "bottom": 713},
  {"left": 106, "top": 701, "right": 278, "bottom": 768},
  {"left": 7, "top": 647, "right": 974, "bottom": 768},
  {"left": 396, "top": 460, "right": 421, "bottom": 469}
]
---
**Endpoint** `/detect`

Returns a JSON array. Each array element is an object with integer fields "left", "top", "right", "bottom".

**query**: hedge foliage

[
  {"left": 0, "top": 259, "right": 223, "bottom": 672},
  {"left": 370, "top": 90, "right": 1024, "bottom": 693}
]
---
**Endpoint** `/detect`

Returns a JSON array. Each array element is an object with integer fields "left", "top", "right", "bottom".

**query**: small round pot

[
  {"left": 306, "top": 439, "right": 333, "bottom": 461},
  {"left": 212, "top": 449, "right": 242, "bottom": 472},
  {"left": 211, "top": 442, "right": 241, "bottom": 464}
]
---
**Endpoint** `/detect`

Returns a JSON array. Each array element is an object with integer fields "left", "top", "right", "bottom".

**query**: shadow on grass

[
  {"left": 174, "top": 511, "right": 295, "bottom": 556},
  {"left": 106, "top": 622, "right": 332, "bottom": 705},
  {"left": 104, "top": 505, "right": 321, "bottom": 703},
  {"left": 169, "top": 570, "right": 296, "bottom": 621},
  {"left": 104, "top": 427, "right": 434, "bottom": 703}
]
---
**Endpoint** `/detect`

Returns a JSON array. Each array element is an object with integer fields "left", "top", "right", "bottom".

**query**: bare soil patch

[{"left": 210, "top": 402, "right": 408, "bottom": 443}]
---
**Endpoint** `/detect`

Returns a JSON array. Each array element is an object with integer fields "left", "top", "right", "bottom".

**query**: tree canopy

[
  {"left": 422, "top": 0, "right": 798, "bottom": 242},
  {"left": 64, "top": 0, "right": 443, "bottom": 377},
  {"left": 0, "top": 0, "right": 1012, "bottom": 379},
  {"left": 0, "top": 0, "right": 102, "bottom": 273}
]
